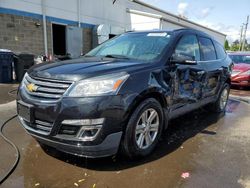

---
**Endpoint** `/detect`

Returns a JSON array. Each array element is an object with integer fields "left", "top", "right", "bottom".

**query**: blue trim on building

[
  {"left": 80, "top": 23, "right": 96, "bottom": 29},
  {"left": 0, "top": 7, "right": 95, "bottom": 29},
  {"left": 46, "top": 16, "right": 78, "bottom": 26}
]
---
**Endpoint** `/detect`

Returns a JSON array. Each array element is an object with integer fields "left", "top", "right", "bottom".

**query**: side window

[
  {"left": 214, "top": 41, "right": 226, "bottom": 59},
  {"left": 199, "top": 37, "right": 216, "bottom": 61},
  {"left": 175, "top": 35, "right": 200, "bottom": 61}
]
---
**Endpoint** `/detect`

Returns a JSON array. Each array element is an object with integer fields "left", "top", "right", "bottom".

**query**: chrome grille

[
  {"left": 23, "top": 74, "right": 72, "bottom": 100},
  {"left": 35, "top": 120, "right": 53, "bottom": 133},
  {"left": 22, "top": 119, "right": 53, "bottom": 135}
]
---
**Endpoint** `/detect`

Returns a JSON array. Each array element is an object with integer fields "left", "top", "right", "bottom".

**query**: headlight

[
  {"left": 68, "top": 72, "right": 129, "bottom": 97},
  {"left": 240, "top": 70, "right": 250, "bottom": 76}
]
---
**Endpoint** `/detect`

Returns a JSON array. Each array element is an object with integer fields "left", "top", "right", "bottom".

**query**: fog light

[
  {"left": 62, "top": 118, "right": 105, "bottom": 126},
  {"left": 77, "top": 125, "right": 102, "bottom": 141},
  {"left": 62, "top": 118, "right": 104, "bottom": 141}
]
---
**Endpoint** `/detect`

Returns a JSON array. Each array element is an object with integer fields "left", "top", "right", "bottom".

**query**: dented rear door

[{"left": 198, "top": 37, "right": 222, "bottom": 98}]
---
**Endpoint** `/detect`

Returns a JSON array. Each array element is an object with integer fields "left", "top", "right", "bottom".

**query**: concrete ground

[
  {"left": 230, "top": 86, "right": 250, "bottom": 103},
  {"left": 0, "top": 84, "right": 250, "bottom": 188}
]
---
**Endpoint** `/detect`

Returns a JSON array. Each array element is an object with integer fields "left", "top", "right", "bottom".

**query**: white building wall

[
  {"left": 0, "top": 0, "right": 43, "bottom": 15},
  {"left": 0, "top": 0, "right": 226, "bottom": 44},
  {"left": 162, "top": 22, "right": 183, "bottom": 30},
  {"left": 130, "top": 13, "right": 160, "bottom": 31},
  {"left": 0, "top": 0, "right": 129, "bottom": 27},
  {"left": 125, "top": 1, "right": 226, "bottom": 44}
]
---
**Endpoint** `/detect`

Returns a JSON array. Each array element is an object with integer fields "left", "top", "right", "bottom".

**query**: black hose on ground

[
  {"left": 0, "top": 114, "right": 19, "bottom": 185},
  {"left": 8, "top": 88, "right": 18, "bottom": 97},
  {"left": 0, "top": 88, "right": 19, "bottom": 185}
]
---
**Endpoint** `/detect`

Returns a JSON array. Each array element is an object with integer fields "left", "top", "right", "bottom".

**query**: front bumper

[
  {"left": 17, "top": 88, "right": 130, "bottom": 157},
  {"left": 231, "top": 74, "right": 250, "bottom": 87},
  {"left": 231, "top": 81, "right": 250, "bottom": 87},
  {"left": 30, "top": 127, "right": 122, "bottom": 158}
]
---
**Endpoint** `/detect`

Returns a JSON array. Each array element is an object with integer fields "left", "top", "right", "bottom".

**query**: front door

[{"left": 169, "top": 34, "right": 206, "bottom": 110}]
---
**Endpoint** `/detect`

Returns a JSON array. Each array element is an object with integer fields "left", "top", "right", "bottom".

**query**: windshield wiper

[{"left": 104, "top": 54, "right": 130, "bottom": 59}]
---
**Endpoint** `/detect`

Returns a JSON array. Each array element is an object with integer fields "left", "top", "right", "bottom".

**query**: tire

[
  {"left": 121, "top": 98, "right": 164, "bottom": 159},
  {"left": 207, "top": 83, "right": 230, "bottom": 113}
]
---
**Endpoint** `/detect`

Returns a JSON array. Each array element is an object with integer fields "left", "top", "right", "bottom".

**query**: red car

[{"left": 229, "top": 52, "right": 250, "bottom": 87}]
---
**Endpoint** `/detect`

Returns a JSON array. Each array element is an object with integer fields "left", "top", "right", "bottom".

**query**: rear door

[
  {"left": 198, "top": 37, "right": 224, "bottom": 98},
  {"left": 170, "top": 34, "right": 206, "bottom": 109}
]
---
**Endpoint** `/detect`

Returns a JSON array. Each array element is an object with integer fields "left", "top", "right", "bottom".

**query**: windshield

[
  {"left": 229, "top": 54, "right": 250, "bottom": 64},
  {"left": 86, "top": 32, "right": 172, "bottom": 62}
]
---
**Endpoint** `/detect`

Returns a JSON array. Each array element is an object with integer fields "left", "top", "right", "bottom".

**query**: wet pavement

[
  {"left": 231, "top": 87, "right": 250, "bottom": 97},
  {"left": 0, "top": 84, "right": 250, "bottom": 188},
  {"left": 0, "top": 84, "right": 18, "bottom": 104}
]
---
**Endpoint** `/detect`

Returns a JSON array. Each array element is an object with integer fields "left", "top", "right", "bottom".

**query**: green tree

[
  {"left": 230, "top": 40, "right": 240, "bottom": 51},
  {"left": 224, "top": 40, "right": 230, "bottom": 50},
  {"left": 233, "top": 39, "right": 240, "bottom": 45}
]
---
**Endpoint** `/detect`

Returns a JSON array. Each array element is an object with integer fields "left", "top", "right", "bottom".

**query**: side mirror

[{"left": 170, "top": 53, "right": 197, "bottom": 65}]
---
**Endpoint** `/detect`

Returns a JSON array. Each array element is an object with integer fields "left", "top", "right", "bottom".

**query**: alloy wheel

[
  {"left": 220, "top": 87, "right": 229, "bottom": 110},
  {"left": 135, "top": 108, "right": 159, "bottom": 149}
]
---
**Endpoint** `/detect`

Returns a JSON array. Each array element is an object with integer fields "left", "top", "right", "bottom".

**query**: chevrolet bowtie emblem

[{"left": 26, "top": 83, "right": 38, "bottom": 92}]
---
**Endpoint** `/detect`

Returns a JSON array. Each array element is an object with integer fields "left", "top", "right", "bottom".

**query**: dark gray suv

[{"left": 17, "top": 29, "right": 233, "bottom": 158}]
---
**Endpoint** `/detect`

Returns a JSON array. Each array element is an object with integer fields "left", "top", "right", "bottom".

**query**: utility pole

[
  {"left": 239, "top": 24, "right": 244, "bottom": 51},
  {"left": 242, "top": 15, "right": 249, "bottom": 51}
]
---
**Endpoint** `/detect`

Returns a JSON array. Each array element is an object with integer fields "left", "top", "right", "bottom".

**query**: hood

[
  {"left": 233, "top": 63, "right": 250, "bottom": 72},
  {"left": 28, "top": 57, "right": 151, "bottom": 81}
]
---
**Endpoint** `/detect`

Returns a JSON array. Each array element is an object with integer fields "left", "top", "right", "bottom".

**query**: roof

[
  {"left": 128, "top": 28, "right": 210, "bottom": 36},
  {"left": 131, "top": 0, "right": 226, "bottom": 37}
]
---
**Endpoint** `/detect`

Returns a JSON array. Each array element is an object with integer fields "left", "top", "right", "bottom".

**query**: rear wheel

[
  {"left": 121, "top": 98, "right": 164, "bottom": 159},
  {"left": 207, "top": 83, "right": 230, "bottom": 113}
]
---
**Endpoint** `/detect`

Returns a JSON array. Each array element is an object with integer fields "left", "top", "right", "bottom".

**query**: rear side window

[
  {"left": 199, "top": 37, "right": 216, "bottom": 61},
  {"left": 214, "top": 41, "right": 226, "bottom": 59},
  {"left": 175, "top": 35, "right": 200, "bottom": 61}
]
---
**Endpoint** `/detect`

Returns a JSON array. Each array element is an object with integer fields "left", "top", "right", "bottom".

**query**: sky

[{"left": 141, "top": 0, "right": 250, "bottom": 44}]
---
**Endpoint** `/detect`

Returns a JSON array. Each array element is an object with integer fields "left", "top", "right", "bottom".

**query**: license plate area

[{"left": 17, "top": 101, "right": 34, "bottom": 123}]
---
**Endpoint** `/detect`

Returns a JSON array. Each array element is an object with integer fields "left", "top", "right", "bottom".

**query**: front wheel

[{"left": 121, "top": 98, "right": 164, "bottom": 159}]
